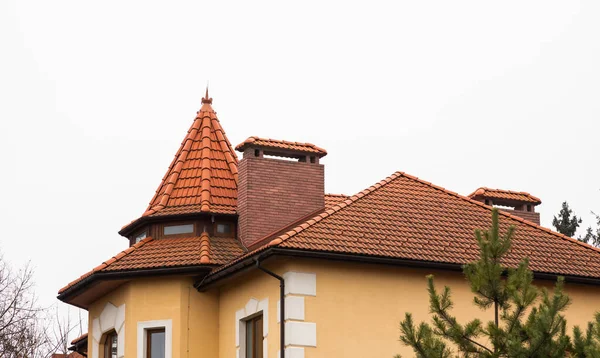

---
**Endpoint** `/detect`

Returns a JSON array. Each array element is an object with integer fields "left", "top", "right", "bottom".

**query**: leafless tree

[{"left": 0, "top": 254, "right": 79, "bottom": 358}]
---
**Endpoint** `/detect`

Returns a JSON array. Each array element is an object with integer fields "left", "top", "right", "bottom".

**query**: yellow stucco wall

[
  {"left": 87, "top": 276, "right": 219, "bottom": 358},
  {"left": 217, "top": 260, "right": 286, "bottom": 358},
  {"left": 85, "top": 258, "right": 600, "bottom": 358},
  {"left": 285, "top": 258, "right": 600, "bottom": 358}
]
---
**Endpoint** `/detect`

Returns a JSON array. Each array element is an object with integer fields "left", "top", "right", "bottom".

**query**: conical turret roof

[{"left": 143, "top": 90, "right": 238, "bottom": 218}]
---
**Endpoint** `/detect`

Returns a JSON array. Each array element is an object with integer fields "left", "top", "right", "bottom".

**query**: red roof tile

[
  {"left": 468, "top": 187, "right": 541, "bottom": 205},
  {"left": 211, "top": 172, "right": 600, "bottom": 280},
  {"left": 324, "top": 194, "right": 349, "bottom": 208},
  {"left": 71, "top": 333, "right": 87, "bottom": 345},
  {"left": 132, "top": 91, "right": 238, "bottom": 223},
  {"left": 235, "top": 136, "right": 327, "bottom": 157},
  {"left": 58, "top": 235, "right": 244, "bottom": 294}
]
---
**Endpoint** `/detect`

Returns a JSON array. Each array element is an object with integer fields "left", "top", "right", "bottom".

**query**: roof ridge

[
  {"left": 58, "top": 237, "right": 154, "bottom": 294},
  {"left": 402, "top": 175, "right": 600, "bottom": 257},
  {"left": 325, "top": 193, "right": 349, "bottom": 197},
  {"left": 268, "top": 172, "right": 403, "bottom": 246},
  {"left": 199, "top": 231, "right": 211, "bottom": 264}
]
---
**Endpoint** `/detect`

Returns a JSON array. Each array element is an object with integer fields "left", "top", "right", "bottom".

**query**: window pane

[
  {"left": 104, "top": 332, "right": 117, "bottom": 358},
  {"left": 149, "top": 330, "right": 165, "bottom": 358},
  {"left": 164, "top": 224, "right": 194, "bottom": 235},
  {"left": 217, "top": 223, "right": 231, "bottom": 234},
  {"left": 246, "top": 320, "right": 254, "bottom": 358},
  {"left": 135, "top": 232, "right": 147, "bottom": 243},
  {"left": 255, "top": 316, "right": 263, "bottom": 358}
]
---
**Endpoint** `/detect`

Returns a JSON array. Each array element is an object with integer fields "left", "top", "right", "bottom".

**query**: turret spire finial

[{"left": 201, "top": 84, "right": 212, "bottom": 104}]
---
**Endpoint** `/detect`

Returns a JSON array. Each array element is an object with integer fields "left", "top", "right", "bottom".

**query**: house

[{"left": 58, "top": 91, "right": 600, "bottom": 358}]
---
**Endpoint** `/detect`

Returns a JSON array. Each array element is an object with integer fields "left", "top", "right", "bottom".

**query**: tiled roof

[
  {"left": 468, "top": 187, "right": 541, "bottom": 205},
  {"left": 71, "top": 333, "right": 87, "bottom": 345},
  {"left": 211, "top": 172, "right": 600, "bottom": 280},
  {"left": 324, "top": 194, "right": 349, "bottom": 208},
  {"left": 58, "top": 235, "right": 244, "bottom": 294},
  {"left": 141, "top": 91, "right": 238, "bottom": 219},
  {"left": 235, "top": 136, "right": 327, "bottom": 156}
]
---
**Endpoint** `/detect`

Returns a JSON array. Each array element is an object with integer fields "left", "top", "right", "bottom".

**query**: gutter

[
  {"left": 195, "top": 247, "right": 600, "bottom": 290},
  {"left": 255, "top": 258, "right": 285, "bottom": 358},
  {"left": 58, "top": 266, "right": 214, "bottom": 303}
]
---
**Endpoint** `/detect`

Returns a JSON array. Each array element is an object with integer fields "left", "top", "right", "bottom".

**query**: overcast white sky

[{"left": 1, "top": 0, "right": 599, "bottom": 340}]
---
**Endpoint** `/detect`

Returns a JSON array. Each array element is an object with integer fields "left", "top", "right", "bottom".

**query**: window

[
  {"left": 147, "top": 328, "right": 165, "bottom": 358},
  {"left": 245, "top": 314, "right": 263, "bottom": 358},
  {"left": 103, "top": 331, "right": 118, "bottom": 358},
  {"left": 216, "top": 223, "right": 231, "bottom": 234},
  {"left": 137, "top": 319, "right": 172, "bottom": 358},
  {"left": 135, "top": 231, "right": 147, "bottom": 243},
  {"left": 163, "top": 224, "right": 194, "bottom": 235}
]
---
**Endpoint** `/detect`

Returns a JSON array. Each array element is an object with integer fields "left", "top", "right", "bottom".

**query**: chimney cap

[
  {"left": 235, "top": 136, "right": 327, "bottom": 158},
  {"left": 468, "top": 187, "right": 542, "bottom": 206}
]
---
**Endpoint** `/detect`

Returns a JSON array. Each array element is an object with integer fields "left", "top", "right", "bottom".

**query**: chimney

[
  {"left": 236, "top": 137, "right": 327, "bottom": 248},
  {"left": 468, "top": 188, "right": 542, "bottom": 225}
]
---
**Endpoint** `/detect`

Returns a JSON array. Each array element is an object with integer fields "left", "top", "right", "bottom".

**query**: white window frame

[
  {"left": 236, "top": 298, "right": 269, "bottom": 358},
  {"left": 137, "top": 319, "right": 172, "bottom": 358}
]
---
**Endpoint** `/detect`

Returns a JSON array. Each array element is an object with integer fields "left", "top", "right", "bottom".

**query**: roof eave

[
  {"left": 59, "top": 265, "right": 216, "bottom": 307},
  {"left": 195, "top": 248, "right": 600, "bottom": 291},
  {"left": 118, "top": 211, "right": 237, "bottom": 237}
]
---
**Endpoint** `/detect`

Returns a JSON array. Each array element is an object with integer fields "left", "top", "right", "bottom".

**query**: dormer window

[
  {"left": 135, "top": 231, "right": 147, "bottom": 243},
  {"left": 164, "top": 224, "right": 194, "bottom": 236},
  {"left": 217, "top": 223, "right": 231, "bottom": 234}
]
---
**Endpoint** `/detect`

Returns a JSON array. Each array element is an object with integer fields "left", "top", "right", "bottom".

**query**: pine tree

[
  {"left": 579, "top": 212, "right": 600, "bottom": 248},
  {"left": 553, "top": 201, "right": 582, "bottom": 237},
  {"left": 397, "top": 208, "right": 600, "bottom": 357}
]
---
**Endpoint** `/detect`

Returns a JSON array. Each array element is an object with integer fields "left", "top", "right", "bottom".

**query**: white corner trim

[
  {"left": 283, "top": 272, "right": 316, "bottom": 296},
  {"left": 277, "top": 296, "right": 305, "bottom": 323},
  {"left": 91, "top": 303, "right": 126, "bottom": 358},
  {"left": 278, "top": 347, "right": 305, "bottom": 358},
  {"left": 245, "top": 298, "right": 259, "bottom": 315},
  {"left": 137, "top": 319, "right": 173, "bottom": 358},
  {"left": 235, "top": 297, "right": 269, "bottom": 358},
  {"left": 235, "top": 309, "right": 246, "bottom": 347},
  {"left": 257, "top": 299, "right": 269, "bottom": 337},
  {"left": 92, "top": 318, "right": 101, "bottom": 343},
  {"left": 285, "top": 321, "right": 316, "bottom": 347}
]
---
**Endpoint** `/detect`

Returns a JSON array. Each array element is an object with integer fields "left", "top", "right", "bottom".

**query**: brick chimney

[
  {"left": 236, "top": 137, "right": 327, "bottom": 248},
  {"left": 468, "top": 188, "right": 542, "bottom": 225}
]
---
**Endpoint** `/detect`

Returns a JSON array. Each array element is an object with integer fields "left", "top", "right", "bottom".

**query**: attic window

[
  {"left": 216, "top": 223, "right": 231, "bottom": 234},
  {"left": 134, "top": 231, "right": 147, "bottom": 243},
  {"left": 164, "top": 224, "right": 194, "bottom": 235}
]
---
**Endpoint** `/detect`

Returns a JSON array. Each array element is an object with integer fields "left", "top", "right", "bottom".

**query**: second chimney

[
  {"left": 468, "top": 187, "right": 542, "bottom": 225},
  {"left": 236, "top": 137, "right": 327, "bottom": 248}
]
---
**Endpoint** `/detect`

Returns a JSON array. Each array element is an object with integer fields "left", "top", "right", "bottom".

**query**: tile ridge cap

[
  {"left": 268, "top": 171, "right": 402, "bottom": 246},
  {"left": 403, "top": 174, "right": 600, "bottom": 258},
  {"left": 199, "top": 232, "right": 211, "bottom": 264}
]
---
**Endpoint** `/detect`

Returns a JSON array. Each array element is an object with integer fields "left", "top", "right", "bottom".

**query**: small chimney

[
  {"left": 468, "top": 188, "right": 542, "bottom": 225},
  {"left": 236, "top": 137, "right": 327, "bottom": 248}
]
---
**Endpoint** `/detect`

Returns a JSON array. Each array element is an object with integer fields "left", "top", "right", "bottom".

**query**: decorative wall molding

[
  {"left": 278, "top": 346, "right": 305, "bottom": 358},
  {"left": 277, "top": 271, "right": 317, "bottom": 357},
  {"left": 91, "top": 302, "right": 126, "bottom": 358},
  {"left": 285, "top": 322, "right": 316, "bottom": 347},
  {"left": 277, "top": 296, "right": 305, "bottom": 322},
  {"left": 235, "top": 297, "right": 269, "bottom": 358},
  {"left": 283, "top": 272, "right": 316, "bottom": 296},
  {"left": 137, "top": 319, "right": 173, "bottom": 358}
]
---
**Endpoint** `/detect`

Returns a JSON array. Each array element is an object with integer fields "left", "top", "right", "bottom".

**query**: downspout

[{"left": 254, "top": 258, "right": 285, "bottom": 358}]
